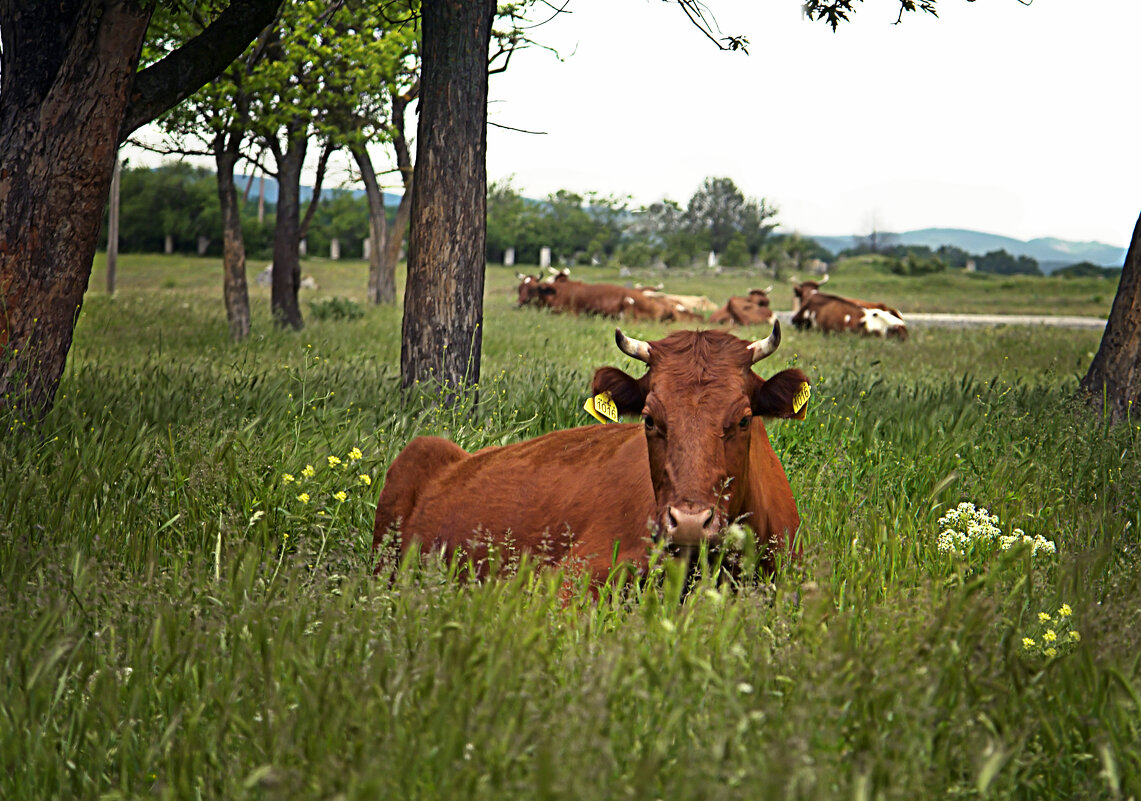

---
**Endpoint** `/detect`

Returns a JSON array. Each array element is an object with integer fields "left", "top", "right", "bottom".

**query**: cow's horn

[
  {"left": 615, "top": 329, "right": 652, "bottom": 363},
  {"left": 788, "top": 275, "right": 799, "bottom": 284},
  {"left": 763, "top": 285, "right": 773, "bottom": 294},
  {"left": 747, "top": 320, "right": 781, "bottom": 363},
  {"left": 819, "top": 273, "right": 830, "bottom": 285}
]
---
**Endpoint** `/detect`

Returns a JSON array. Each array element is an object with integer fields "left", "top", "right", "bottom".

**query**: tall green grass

[{"left": 1, "top": 257, "right": 1138, "bottom": 800}]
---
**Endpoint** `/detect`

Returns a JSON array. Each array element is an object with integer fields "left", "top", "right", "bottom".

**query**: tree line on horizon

[{"left": 106, "top": 163, "right": 1118, "bottom": 280}]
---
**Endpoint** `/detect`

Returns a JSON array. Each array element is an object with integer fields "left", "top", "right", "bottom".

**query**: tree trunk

[
  {"left": 106, "top": 156, "right": 122, "bottom": 295},
  {"left": 1080, "top": 210, "right": 1141, "bottom": 423},
  {"left": 384, "top": 185, "right": 414, "bottom": 292},
  {"left": 215, "top": 133, "right": 251, "bottom": 341},
  {"left": 0, "top": 0, "right": 280, "bottom": 422},
  {"left": 401, "top": 0, "right": 495, "bottom": 400},
  {"left": 0, "top": 2, "right": 150, "bottom": 421},
  {"left": 352, "top": 144, "right": 392, "bottom": 305},
  {"left": 269, "top": 133, "right": 306, "bottom": 330}
]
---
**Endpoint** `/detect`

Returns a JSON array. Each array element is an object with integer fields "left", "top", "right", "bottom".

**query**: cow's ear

[
  {"left": 750, "top": 368, "right": 810, "bottom": 418},
  {"left": 592, "top": 367, "right": 648, "bottom": 416}
]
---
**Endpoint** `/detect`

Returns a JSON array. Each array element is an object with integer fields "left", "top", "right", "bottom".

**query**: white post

[
  {"left": 539, "top": 247, "right": 551, "bottom": 269},
  {"left": 504, "top": 247, "right": 515, "bottom": 267},
  {"left": 330, "top": 237, "right": 340, "bottom": 260},
  {"left": 299, "top": 238, "right": 307, "bottom": 257},
  {"left": 707, "top": 251, "right": 717, "bottom": 268},
  {"left": 164, "top": 234, "right": 174, "bottom": 255},
  {"left": 363, "top": 237, "right": 371, "bottom": 260}
]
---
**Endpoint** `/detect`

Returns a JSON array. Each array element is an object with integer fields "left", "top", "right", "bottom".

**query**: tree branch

[{"left": 119, "top": 0, "right": 282, "bottom": 141}]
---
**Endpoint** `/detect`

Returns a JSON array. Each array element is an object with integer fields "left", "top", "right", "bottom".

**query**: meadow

[{"left": 1, "top": 253, "right": 1138, "bottom": 800}]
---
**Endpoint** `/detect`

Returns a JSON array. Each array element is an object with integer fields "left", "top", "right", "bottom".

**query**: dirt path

[{"left": 774, "top": 312, "right": 1106, "bottom": 330}]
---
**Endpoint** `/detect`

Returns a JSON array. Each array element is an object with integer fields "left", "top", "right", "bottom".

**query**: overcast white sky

[{"left": 484, "top": 0, "right": 1140, "bottom": 247}]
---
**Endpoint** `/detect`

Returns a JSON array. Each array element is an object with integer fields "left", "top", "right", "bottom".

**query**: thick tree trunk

[
  {"left": 215, "top": 134, "right": 251, "bottom": 341},
  {"left": 269, "top": 134, "right": 306, "bottom": 330},
  {"left": 353, "top": 144, "right": 392, "bottom": 305},
  {"left": 401, "top": 0, "right": 495, "bottom": 399},
  {"left": 0, "top": 2, "right": 150, "bottom": 421},
  {"left": 1080, "top": 211, "right": 1141, "bottom": 423}
]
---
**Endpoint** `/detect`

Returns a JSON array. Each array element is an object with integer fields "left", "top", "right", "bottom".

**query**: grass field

[{"left": 2, "top": 254, "right": 1138, "bottom": 800}]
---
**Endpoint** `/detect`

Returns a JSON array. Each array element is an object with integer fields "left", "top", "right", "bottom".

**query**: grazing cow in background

[
  {"left": 373, "top": 324, "right": 809, "bottom": 584},
  {"left": 711, "top": 286, "right": 774, "bottom": 326}
]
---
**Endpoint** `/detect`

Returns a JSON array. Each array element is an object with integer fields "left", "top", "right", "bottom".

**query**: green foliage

[
  {"left": 2, "top": 256, "right": 1138, "bottom": 800},
  {"left": 308, "top": 296, "right": 365, "bottom": 321},
  {"left": 886, "top": 249, "right": 947, "bottom": 276},
  {"left": 1054, "top": 261, "right": 1121, "bottom": 279},
  {"left": 977, "top": 248, "right": 1042, "bottom": 276}
]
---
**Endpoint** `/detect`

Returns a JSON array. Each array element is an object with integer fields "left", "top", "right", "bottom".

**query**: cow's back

[{"left": 378, "top": 424, "right": 657, "bottom": 580}]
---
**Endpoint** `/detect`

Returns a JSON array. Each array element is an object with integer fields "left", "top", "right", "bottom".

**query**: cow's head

[
  {"left": 592, "top": 325, "right": 808, "bottom": 548},
  {"left": 516, "top": 274, "right": 553, "bottom": 307},
  {"left": 747, "top": 286, "right": 773, "bottom": 307},
  {"left": 791, "top": 274, "right": 828, "bottom": 312}
]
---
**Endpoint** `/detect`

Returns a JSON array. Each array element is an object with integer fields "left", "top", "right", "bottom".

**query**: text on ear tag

[{"left": 584, "top": 391, "right": 619, "bottom": 423}]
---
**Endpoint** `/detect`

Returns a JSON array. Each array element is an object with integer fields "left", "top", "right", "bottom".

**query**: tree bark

[
  {"left": 107, "top": 156, "right": 122, "bottom": 295},
  {"left": 268, "top": 133, "right": 306, "bottom": 330},
  {"left": 0, "top": 2, "right": 150, "bottom": 421},
  {"left": 353, "top": 144, "right": 392, "bottom": 305},
  {"left": 1080, "top": 210, "right": 1141, "bottom": 423},
  {"left": 401, "top": 0, "right": 495, "bottom": 400},
  {"left": 0, "top": 0, "right": 280, "bottom": 422},
  {"left": 214, "top": 132, "right": 252, "bottom": 341}
]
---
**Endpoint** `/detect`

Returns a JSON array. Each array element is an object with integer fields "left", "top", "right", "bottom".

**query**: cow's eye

[
  {"left": 643, "top": 415, "right": 656, "bottom": 431},
  {"left": 738, "top": 415, "right": 751, "bottom": 430}
]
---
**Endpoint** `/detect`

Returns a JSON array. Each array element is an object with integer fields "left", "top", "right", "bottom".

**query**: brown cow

[
  {"left": 711, "top": 286, "right": 774, "bottom": 326},
  {"left": 791, "top": 292, "right": 908, "bottom": 339},
  {"left": 790, "top": 276, "right": 908, "bottom": 339},
  {"left": 373, "top": 324, "right": 809, "bottom": 584},
  {"left": 518, "top": 274, "right": 694, "bottom": 322}
]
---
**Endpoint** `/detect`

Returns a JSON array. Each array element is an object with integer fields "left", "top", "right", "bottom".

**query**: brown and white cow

[
  {"left": 373, "top": 324, "right": 808, "bottom": 584},
  {"left": 711, "top": 286, "right": 774, "bottom": 326},
  {"left": 791, "top": 292, "right": 908, "bottom": 339},
  {"left": 790, "top": 276, "right": 908, "bottom": 339}
]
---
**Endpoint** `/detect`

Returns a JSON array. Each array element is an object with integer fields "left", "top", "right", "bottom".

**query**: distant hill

[
  {"left": 808, "top": 228, "right": 1126, "bottom": 273},
  {"left": 235, "top": 174, "right": 402, "bottom": 208}
]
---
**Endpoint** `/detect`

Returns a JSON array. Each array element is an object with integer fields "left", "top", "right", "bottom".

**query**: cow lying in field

[
  {"left": 516, "top": 272, "right": 700, "bottom": 322},
  {"left": 711, "top": 286, "right": 774, "bottom": 326},
  {"left": 790, "top": 276, "right": 908, "bottom": 339},
  {"left": 373, "top": 324, "right": 809, "bottom": 585}
]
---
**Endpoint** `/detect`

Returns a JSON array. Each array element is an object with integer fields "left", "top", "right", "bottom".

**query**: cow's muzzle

[{"left": 664, "top": 503, "right": 721, "bottom": 547}]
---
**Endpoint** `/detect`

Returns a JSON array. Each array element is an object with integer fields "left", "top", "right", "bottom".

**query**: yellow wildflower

[
  {"left": 334, "top": 491, "right": 347, "bottom": 503},
  {"left": 359, "top": 474, "right": 372, "bottom": 486},
  {"left": 1043, "top": 629, "right": 1057, "bottom": 642},
  {"left": 1021, "top": 637, "right": 1035, "bottom": 650},
  {"left": 301, "top": 465, "right": 316, "bottom": 479},
  {"left": 297, "top": 493, "right": 310, "bottom": 504},
  {"left": 282, "top": 474, "right": 295, "bottom": 484},
  {"left": 1069, "top": 630, "right": 1081, "bottom": 642},
  {"left": 1058, "top": 604, "right": 1072, "bottom": 617},
  {"left": 328, "top": 455, "right": 342, "bottom": 468},
  {"left": 1038, "top": 612, "right": 1052, "bottom": 623},
  {"left": 1043, "top": 647, "right": 1057, "bottom": 658},
  {"left": 348, "top": 447, "right": 363, "bottom": 461}
]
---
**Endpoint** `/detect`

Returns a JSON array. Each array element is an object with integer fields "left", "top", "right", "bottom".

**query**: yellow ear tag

[
  {"left": 791, "top": 382, "right": 811, "bottom": 421},
  {"left": 584, "top": 391, "right": 619, "bottom": 423}
]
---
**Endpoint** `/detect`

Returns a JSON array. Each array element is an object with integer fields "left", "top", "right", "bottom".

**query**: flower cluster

[
  {"left": 936, "top": 502, "right": 1001, "bottom": 555},
  {"left": 1021, "top": 603, "right": 1080, "bottom": 659},
  {"left": 280, "top": 446, "right": 373, "bottom": 506},
  {"left": 999, "top": 531, "right": 1057, "bottom": 556},
  {"left": 935, "top": 501, "right": 1056, "bottom": 559}
]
